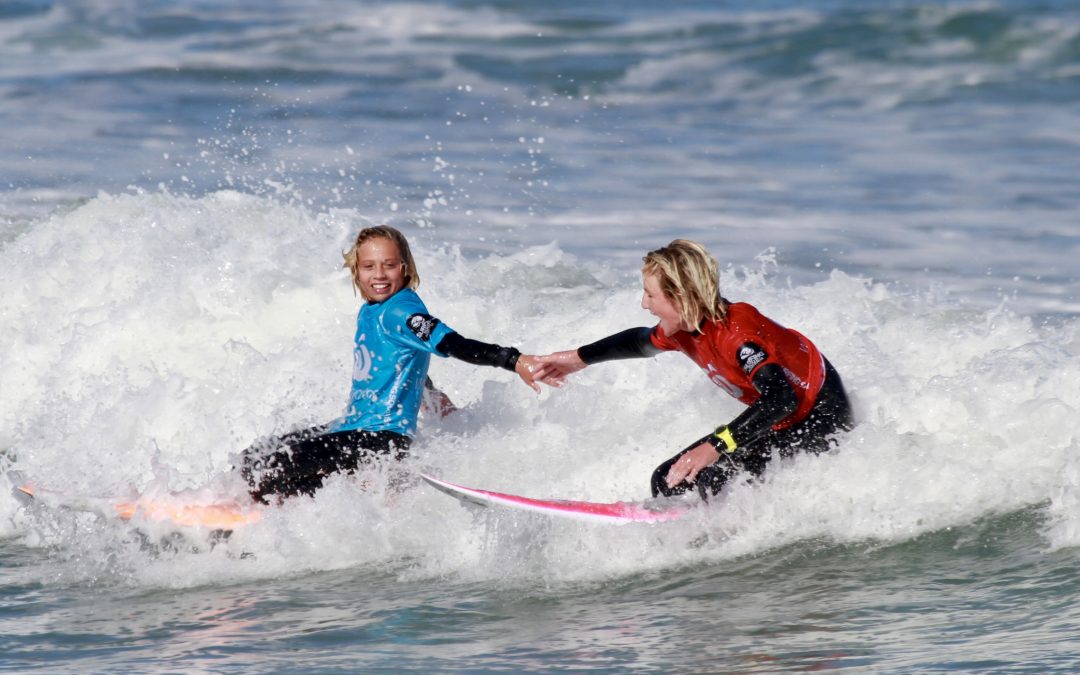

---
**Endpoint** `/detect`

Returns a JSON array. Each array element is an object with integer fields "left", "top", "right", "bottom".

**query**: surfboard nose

[
  {"left": 11, "top": 485, "right": 35, "bottom": 506},
  {"left": 5, "top": 470, "right": 34, "bottom": 506}
]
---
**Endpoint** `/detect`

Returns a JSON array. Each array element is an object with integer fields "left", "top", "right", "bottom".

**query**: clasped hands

[{"left": 512, "top": 349, "right": 584, "bottom": 393}]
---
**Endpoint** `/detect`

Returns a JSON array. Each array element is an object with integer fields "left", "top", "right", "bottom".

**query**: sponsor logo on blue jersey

[{"left": 407, "top": 313, "right": 440, "bottom": 342}]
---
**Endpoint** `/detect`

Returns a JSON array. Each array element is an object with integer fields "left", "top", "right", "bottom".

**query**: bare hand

[
  {"left": 532, "top": 350, "right": 588, "bottom": 384},
  {"left": 515, "top": 355, "right": 548, "bottom": 393},
  {"left": 665, "top": 442, "right": 721, "bottom": 489},
  {"left": 420, "top": 380, "right": 458, "bottom": 418}
]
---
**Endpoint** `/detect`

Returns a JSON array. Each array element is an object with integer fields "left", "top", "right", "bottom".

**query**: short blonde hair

[
  {"left": 343, "top": 225, "right": 420, "bottom": 295},
  {"left": 642, "top": 239, "right": 726, "bottom": 329}
]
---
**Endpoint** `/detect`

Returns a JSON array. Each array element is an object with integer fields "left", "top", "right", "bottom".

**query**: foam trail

[{"left": 2, "top": 192, "right": 1078, "bottom": 586}]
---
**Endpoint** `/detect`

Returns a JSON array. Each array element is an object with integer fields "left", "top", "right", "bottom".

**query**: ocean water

[{"left": 2, "top": 0, "right": 1079, "bottom": 672}]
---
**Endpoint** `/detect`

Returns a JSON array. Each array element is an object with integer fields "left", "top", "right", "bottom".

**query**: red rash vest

[{"left": 650, "top": 302, "right": 826, "bottom": 430}]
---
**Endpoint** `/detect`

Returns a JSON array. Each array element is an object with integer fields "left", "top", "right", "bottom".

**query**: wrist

[
  {"left": 709, "top": 426, "right": 738, "bottom": 453},
  {"left": 498, "top": 347, "right": 521, "bottom": 372}
]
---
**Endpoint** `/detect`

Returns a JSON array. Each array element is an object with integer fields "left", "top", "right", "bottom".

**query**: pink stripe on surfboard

[{"left": 420, "top": 473, "right": 686, "bottom": 524}]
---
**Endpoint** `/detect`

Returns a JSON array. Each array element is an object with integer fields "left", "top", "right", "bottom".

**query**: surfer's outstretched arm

[
  {"left": 579, "top": 327, "right": 661, "bottom": 362},
  {"left": 535, "top": 326, "right": 661, "bottom": 381},
  {"left": 435, "top": 331, "right": 550, "bottom": 393}
]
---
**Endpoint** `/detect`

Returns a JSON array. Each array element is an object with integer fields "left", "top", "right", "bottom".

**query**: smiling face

[
  {"left": 353, "top": 236, "right": 408, "bottom": 302},
  {"left": 641, "top": 271, "right": 688, "bottom": 335}
]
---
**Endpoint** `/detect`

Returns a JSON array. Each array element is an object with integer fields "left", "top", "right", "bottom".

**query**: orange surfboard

[{"left": 12, "top": 480, "right": 263, "bottom": 530}]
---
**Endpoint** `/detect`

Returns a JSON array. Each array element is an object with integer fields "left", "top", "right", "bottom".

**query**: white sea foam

[{"left": 2, "top": 192, "right": 1077, "bottom": 587}]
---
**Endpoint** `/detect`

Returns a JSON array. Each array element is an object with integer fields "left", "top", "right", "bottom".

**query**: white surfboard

[{"left": 420, "top": 473, "right": 688, "bottom": 524}]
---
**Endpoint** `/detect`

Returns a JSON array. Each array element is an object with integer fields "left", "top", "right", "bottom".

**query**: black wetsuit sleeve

[
  {"left": 724, "top": 363, "right": 799, "bottom": 446},
  {"left": 578, "top": 327, "right": 662, "bottom": 365},
  {"left": 435, "top": 331, "right": 520, "bottom": 372}
]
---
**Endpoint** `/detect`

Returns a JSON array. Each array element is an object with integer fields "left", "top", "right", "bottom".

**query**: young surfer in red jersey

[{"left": 533, "top": 239, "right": 853, "bottom": 500}]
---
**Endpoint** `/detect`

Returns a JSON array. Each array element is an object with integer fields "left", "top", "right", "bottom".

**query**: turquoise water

[{"left": 2, "top": 0, "right": 1079, "bottom": 672}]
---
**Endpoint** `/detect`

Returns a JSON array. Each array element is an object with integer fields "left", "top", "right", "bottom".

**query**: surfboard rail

[{"left": 420, "top": 473, "right": 688, "bottom": 524}]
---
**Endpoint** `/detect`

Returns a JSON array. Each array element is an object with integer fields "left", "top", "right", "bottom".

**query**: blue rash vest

[{"left": 328, "top": 288, "right": 454, "bottom": 437}]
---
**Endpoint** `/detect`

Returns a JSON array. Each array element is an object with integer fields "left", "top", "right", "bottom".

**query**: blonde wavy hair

[
  {"left": 642, "top": 239, "right": 726, "bottom": 329},
  {"left": 342, "top": 225, "right": 420, "bottom": 297}
]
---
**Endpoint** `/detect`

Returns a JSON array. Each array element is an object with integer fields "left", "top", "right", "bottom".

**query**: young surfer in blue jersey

[
  {"left": 533, "top": 239, "right": 853, "bottom": 500},
  {"left": 241, "top": 225, "right": 543, "bottom": 503}
]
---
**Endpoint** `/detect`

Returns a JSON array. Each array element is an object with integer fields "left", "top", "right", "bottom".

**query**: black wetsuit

[
  {"left": 578, "top": 316, "right": 853, "bottom": 500},
  {"left": 240, "top": 426, "right": 408, "bottom": 503},
  {"left": 241, "top": 332, "right": 520, "bottom": 504},
  {"left": 651, "top": 359, "right": 851, "bottom": 499}
]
